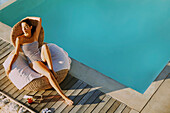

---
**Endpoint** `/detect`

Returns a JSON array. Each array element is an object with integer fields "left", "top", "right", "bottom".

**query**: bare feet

[{"left": 64, "top": 98, "right": 74, "bottom": 106}]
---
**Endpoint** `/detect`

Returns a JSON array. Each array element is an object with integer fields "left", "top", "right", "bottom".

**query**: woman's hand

[{"left": 6, "top": 66, "right": 12, "bottom": 76}]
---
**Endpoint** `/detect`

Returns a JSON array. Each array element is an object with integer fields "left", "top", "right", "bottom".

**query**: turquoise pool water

[{"left": 1, "top": 0, "right": 170, "bottom": 93}]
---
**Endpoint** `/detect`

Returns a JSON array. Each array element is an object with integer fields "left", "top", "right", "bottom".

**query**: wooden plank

[
  {"left": 0, "top": 77, "right": 8, "bottom": 86},
  {"left": 0, "top": 80, "right": 11, "bottom": 90},
  {"left": 0, "top": 39, "right": 8, "bottom": 44},
  {"left": 0, "top": 38, "right": 2, "bottom": 41},
  {"left": 0, "top": 40, "right": 4, "bottom": 44},
  {"left": 0, "top": 64, "right": 4, "bottom": 69},
  {"left": 61, "top": 83, "right": 90, "bottom": 113},
  {"left": 0, "top": 49, "right": 13, "bottom": 60},
  {"left": 12, "top": 88, "right": 25, "bottom": 98},
  {"left": 7, "top": 82, "right": 25, "bottom": 99},
  {"left": 55, "top": 80, "right": 84, "bottom": 112},
  {"left": 0, "top": 66, "right": 5, "bottom": 75},
  {"left": 69, "top": 87, "right": 99, "bottom": 113},
  {"left": 0, "top": 46, "right": 13, "bottom": 59},
  {"left": 0, "top": 40, "right": 9, "bottom": 47},
  {"left": 107, "top": 100, "right": 122, "bottom": 113},
  {"left": 3, "top": 83, "right": 15, "bottom": 93},
  {"left": 0, "top": 53, "right": 9, "bottom": 64},
  {"left": 99, "top": 97, "right": 116, "bottom": 113},
  {"left": 122, "top": 106, "right": 131, "bottom": 113},
  {"left": 36, "top": 76, "right": 78, "bottom": 112},
  {"left": 0, "top": 42, "right": 10, "bottom": 52},
  {"left": 0, "top": 43, "right": 12, "bottom": 52},
  {"left": 91, "top": 95, "right": 112, "bottom": 113},
  {"left": 0, "top": 72, "right": 6, "bottom": 80},
  {"left": 114, "top": 103, "right": 127, "bottom": 113},
  {"left": 0, "top": 39, "right": 4, "bottom": 42},
  {"left": 0, "top": 64, "right": 3, "bottom": 70},
  {"left": 0, "top": 42, "right": 12, "bottom": 49},
  {"left": 0, "top": 44, "right": 13, "bottom": 55},
  {"left": 0, "top": 68, "right": 5, "bottom": 75},
  {"left": 0, "top": 41, "right": 5, "bottom": 46},
  {"left": 0, "top": 50, "right": 9, "bottom": 60},
  {"left": 60, "top": 75, "right": 75, "bottom": 90},
  {"left": 8, "top": 86, "right": 18, "bottom": 96},
  {"left": 129, "top": 109, "right": 139, "bottom": 113},
  {"left": 84, "top": 92, "right": 105, "bottom": 113},
  {"left": 77, "top": 89, "right": 102, "bottom": 113}
]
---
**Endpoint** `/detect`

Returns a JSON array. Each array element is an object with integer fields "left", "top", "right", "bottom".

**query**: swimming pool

[{"left": 1, "top": 0, "right": 170, "bottom": 93}]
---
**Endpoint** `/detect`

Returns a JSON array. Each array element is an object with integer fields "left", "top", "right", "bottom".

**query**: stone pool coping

[
  {"left": 0, "top": 3, "right": 169, "bottom": 111},
  {"left": 0, "top": 0, "right": 16, "bottom": 10}
]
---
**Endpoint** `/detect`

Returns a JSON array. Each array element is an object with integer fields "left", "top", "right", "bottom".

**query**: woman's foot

[{"left": 64, "top": 98, "right": 73, "bottom": 106}]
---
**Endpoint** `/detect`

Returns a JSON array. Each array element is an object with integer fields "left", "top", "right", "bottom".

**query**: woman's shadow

[{"left": 32, "top": 87, "right": 105, "bottom": 106}]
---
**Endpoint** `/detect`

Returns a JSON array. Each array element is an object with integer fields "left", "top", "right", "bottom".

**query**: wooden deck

[{"left": 0, "top": 39, "right": 132, "bottom": 113}]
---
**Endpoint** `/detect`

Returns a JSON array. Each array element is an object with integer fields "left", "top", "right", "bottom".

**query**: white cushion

[{"left": 3, "top": 43, "right": 71, "bottom": 90}]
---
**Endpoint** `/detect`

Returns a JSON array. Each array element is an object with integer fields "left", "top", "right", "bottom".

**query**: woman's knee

[
  {"left": 41, "top": 44, "right": 48, "bottom": 61},
  {"left": 42, "top": 44, "right": 48, "bottom": 51},
  {"left": 31, "top": 61, "right": 51, "bottom": 77},
  {"left": 43, "top": 71, "right": 52, "bottom": 78}
]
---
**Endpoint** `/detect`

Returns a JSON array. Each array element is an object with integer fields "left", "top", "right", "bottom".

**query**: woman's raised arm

[{"left": 29, "top": 17, "right": 42, "bottom": 41}]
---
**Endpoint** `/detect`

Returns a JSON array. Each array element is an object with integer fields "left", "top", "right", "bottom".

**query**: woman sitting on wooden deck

[{"left": 5, "top": 16, "right": 73, "bottom": 106}]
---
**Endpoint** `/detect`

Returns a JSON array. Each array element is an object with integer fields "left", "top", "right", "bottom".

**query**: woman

[{"left": 6, "top": 16, "right": 73, "bottom": 106}]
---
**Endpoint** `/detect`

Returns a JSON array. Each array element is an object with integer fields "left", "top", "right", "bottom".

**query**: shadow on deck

[{"left": 0, "top": 39, "right": 131, "bottom": 113}]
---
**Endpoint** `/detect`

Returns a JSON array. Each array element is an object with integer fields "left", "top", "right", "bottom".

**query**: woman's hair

[{"left": 21, "top": 19, "right": 36, "bottom": 35}]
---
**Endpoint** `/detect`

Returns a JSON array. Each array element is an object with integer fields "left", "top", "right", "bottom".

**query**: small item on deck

[
  {"left": 23, "top": 95, "right": 35, "bottom": 104},
  {"left": 41, "top": 108, "right": 52, "bottom": 113},
  {"left": 23, "top": 95, "right": 33, "bottom": 99},
  {"left": 23, "top": 95, "right": 45, "bottom": 104},
  {"left": 27, "top": 98, "right": 33, "bottom": 104}
]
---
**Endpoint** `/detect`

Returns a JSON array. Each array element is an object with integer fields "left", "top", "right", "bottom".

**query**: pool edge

[
  {"left": 0, "top": 0, "right": 16, "bottom": 10},
  {"left": 69, "top": 55, "right": 170, "bottom": 112}
]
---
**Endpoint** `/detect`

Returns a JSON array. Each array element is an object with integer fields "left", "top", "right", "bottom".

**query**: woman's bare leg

[
  {"left": 40, "top": 44, "right": 58, "bottom": 77},
  {"left": 29, "top": 61, "right": 73, "bottom": 105}
]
